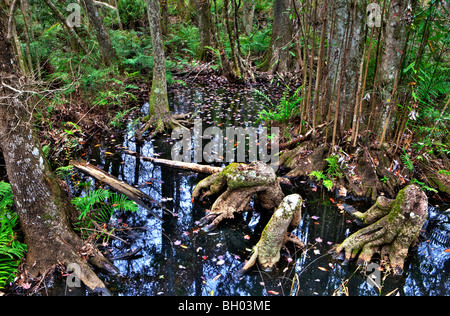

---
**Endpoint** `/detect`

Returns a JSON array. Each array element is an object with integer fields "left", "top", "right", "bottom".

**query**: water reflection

[{"left": 82, "top": 82, "right": 449, "bottom": 296}]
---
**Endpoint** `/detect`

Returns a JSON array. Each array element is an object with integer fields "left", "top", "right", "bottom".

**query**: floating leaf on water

[
  {"left": 318, "top": 267, "right": 328, "bottom": 272},
  {"left": 267, "top": 290, "right": 279, "bottom": 295},
  {"left": 444, "top": 249, "right": 450, "bottom": 253}
]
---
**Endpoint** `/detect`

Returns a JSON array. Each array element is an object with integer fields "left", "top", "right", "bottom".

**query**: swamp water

[{"left": 5, "top": 81, "right": 450, "bottom": 296}]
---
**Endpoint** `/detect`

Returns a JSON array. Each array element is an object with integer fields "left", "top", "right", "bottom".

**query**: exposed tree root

[
  {"left": 192, "top": 162, "right": 284, "bottom": 232},
  {"left": 240, "top": 194, "right": 304, "bottom": 272},
  {"left": 134, "top": 112, "right": 190, "bottom": 143},
  {"left": 333, "top": 185, "right": 428, "bottom": 274}
]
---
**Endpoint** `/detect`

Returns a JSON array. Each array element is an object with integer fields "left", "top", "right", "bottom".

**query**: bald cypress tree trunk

[
  {"left": 0, "top": 9, "right": 108, "bottom": 294},
  {"left": 83, "top": 0, "right": 118, "bottom": 66},
  {"left": 259, "top": 0, "right": 296, "bottom": 75}
]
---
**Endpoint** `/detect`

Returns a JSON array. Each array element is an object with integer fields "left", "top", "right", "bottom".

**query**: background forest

[{"left": 0, "top": 0, "right": 449, "bottom": 295}]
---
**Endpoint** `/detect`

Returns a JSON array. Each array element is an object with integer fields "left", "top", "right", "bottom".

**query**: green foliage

[
  {"left": 324, "top": 155, "right": 343, "bottom": 179},
  {"left": 412, "top": 178, "right": 438, "bottom": 194},
  {"left": 0, "top": 182, "right": 27, "bottom": 289},
  {"left": 256, "top": 86, "right": 302, "bottom": 123},
  {"left": 401, "top": 1, "right": 450, "bottom": 155},
  {"left": 118, "top": 0, "right": 147, "bottom": 28},
  {"left": 401, "top": 149, "right": 414, "bottom": 172},
  {"left": 308, "top": 155, "right": 343, "bottom": 191},
  {"left": 72, "top": 189, "right": 138, "bottom": 226}
]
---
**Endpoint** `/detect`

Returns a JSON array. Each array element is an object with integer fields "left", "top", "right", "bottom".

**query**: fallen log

[
  {"left": 124, "top": 150, "right": 223, "bottom": 174},
  {"left": 123, "top": 150, "right": 292, "bottom": 186},
  {"left": 71, "top": 160, "right": 163, "bottom": 221}
]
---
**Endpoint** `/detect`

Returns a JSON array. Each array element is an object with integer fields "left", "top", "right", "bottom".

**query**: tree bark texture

[
  {"left": 240, "top": 194, "right": 304, "bottom": 272},
  {"left": 0, "top": 8, "right": 109, "bottom": 294},
  {"left": 193, "top": 162, "right": 285, "bottom": 232},
  {"left": 194, "top": 0, "right": 216, "bottom": 62},
  {"left": 334, "top": 185, "right": 428, "bottom": 274},
  {"left": 260, "top": 0, "right": 296, "bottom": 74},
  {"left": 83, "top": 0, "right": 118, "bottom": 65},
  {"left": 326, "top": 0, "right": 366, "bottom": 137}
]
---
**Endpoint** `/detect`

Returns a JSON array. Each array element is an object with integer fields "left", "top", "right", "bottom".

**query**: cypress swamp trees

[
  {"left": 0, "top": 5, "right": 109, "bottom": 294},
  {"left": 327, "top": 0, "right": 366, "bottom": 148},
  {"left": 195, "top": 0, "right": 216, "bottom": 62},
  {"left": 135, "top": 0, "right": 187, "bottom": 141},
  {"left": 260, "top": 0, "right": 297, "bottom": 75},
  {"left": 377, "top": 0, "right": 411, "bottom": 145},
  {"left": 83, "top": 0, "right": 118, "bottom": 66}
]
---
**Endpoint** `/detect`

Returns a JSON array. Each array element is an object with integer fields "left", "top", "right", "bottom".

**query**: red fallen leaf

[
  {"left": 191, "top": 198, "right": 195, "bottom": 203},
  {"left": 330, "top": 198, "right": 335, "bottom": 203},
  {"left": 444, "top": 249, "right": 450, "bottom": 253},
  {"left": 202, "top": 256, "right": 208, "bottom": 260},
  {"left": 267, "top": 290, "right": 279, "bottom": 295},
  {"left": 318, "top": 267, "right": 328, "bottom": 272}
]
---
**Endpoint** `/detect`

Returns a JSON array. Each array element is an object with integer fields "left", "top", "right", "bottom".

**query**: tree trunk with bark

[
  {"left": 83, "top": 0, "right": 118, "bottom": 66},
  {"left": 0, "top": 9, "right": 109, "bottom": 294},
  {"left": 259, "top": 0, "right": 296, "bottom": 75},
  {"left": 195, "top": 0, "right": 216, "bottom": 62},
  {"left": 326, "top": 0, "right": 366, "bottom": 141},
  {"left": 135, "top": 0, "right": 187, "bottom": 141},
  {"left": 376, "top": 0, "right": 411, "bottom": 140},
  {"left": 333, "top": 185, "right": 428, "bottom": 274}
]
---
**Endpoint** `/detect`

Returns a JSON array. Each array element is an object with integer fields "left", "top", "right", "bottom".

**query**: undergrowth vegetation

[{"left": 0, "top": 182, "right": 27, "bottom": 290}]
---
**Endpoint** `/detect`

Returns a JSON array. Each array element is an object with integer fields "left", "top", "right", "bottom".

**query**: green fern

[
  {"left": 401, "top": 149, "right": 414, "bottom": 172},
  {"left": 0, "top": 182, "right": 27, "bottom": 289},
  {"left": 256, "top": 86, "right": 302, "bottom": 123},
  {"left": 309, "top": 170, "right": 326, "bottom": 181},
  {"left": 72, "top": 189, "right": 138, "bottom": 225}
]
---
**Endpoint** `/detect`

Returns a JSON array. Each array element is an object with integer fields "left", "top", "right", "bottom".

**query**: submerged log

[
  {"left": 124, "top": 150, "right": 223, "bottom": 174},
  {"left": 71, "top": 160, "right": 163, "bottom": 221},
  {"left": 333, "top": 185, "right": 428, "bottom": 274},
  {"left": 240, "top": 194, "right": 304, "bottom": 272},
  {"left": 124, "top": 150, "right": 292, "bottom": 186}
]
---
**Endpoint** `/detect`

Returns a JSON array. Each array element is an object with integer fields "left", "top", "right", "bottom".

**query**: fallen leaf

[
  {"left": 180, "top": 245, "right": 188, "bottom": 249},
  {"left": 330, "top": 198, "right": 335, "bottom": 203},
  {"left": 444, "top": 249, "right": 450, "bottom": 253},
  {"left": 318, "top": 267, "right": 328, "bottom": 272},
  {"left": 315, "top": 237, "right": 323, "bottom": 243},
  {"left": 243, "top": 235, "right": 251, "bottom": 240},
  {"left": 213, "top": 274, "right": 222, "bottom": 281},
  {"left": 267, "top": 290, "right": 280, "bottom": 295}
]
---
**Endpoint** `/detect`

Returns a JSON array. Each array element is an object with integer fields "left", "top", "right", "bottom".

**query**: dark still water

[{"left": 18, "top": 80, "right": 449, "bottom": 296}]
